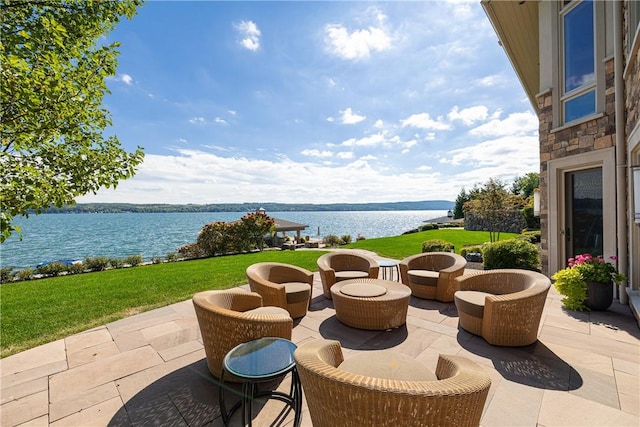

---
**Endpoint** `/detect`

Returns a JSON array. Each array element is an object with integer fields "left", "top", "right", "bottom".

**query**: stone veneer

[{"left": 536, "top": 58, "right": 617, "bottom": 275}]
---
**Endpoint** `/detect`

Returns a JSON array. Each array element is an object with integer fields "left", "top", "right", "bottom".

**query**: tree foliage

[
  {"left": 510, "top": 172, "right": 540, "bottom": 198},
  {"left": 0, "top": 0, "right": 145, "bottom": 242}
]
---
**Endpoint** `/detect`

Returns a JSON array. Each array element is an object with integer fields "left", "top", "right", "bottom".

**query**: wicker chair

[
  {"left": 399, "top": 252, "right": 467, "bottom": 302},
  {"left": 454, "top": 269, "right": 551, "bottom": 346},
  {"left": 246, "top": 262, "right": 314, "bottom": 318},
  {"left": 192, "top": 289, "right": 293, "bottom": 379},
  {"left": 317, "top": 251, "right": 380, "bottom": 299},
  {"left": 294, "top": 339, "right": 491, "bottom": 427}
]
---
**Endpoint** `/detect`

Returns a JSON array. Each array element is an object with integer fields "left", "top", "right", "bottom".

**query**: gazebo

[{"left": 255, "top": 208, "right": 309, "bottom": 246}]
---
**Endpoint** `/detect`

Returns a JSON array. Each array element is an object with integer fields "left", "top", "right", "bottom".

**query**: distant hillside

[{"left": 43, "top": 201, "right": 454, "bottom": 214}]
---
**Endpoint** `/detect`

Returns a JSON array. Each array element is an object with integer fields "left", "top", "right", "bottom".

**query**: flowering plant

[
  {"left": 552, "top": 253, "right": 626, "bottom": 310},
  {"left": 568, "top": 254, "right": 626, "bottom": 285}
]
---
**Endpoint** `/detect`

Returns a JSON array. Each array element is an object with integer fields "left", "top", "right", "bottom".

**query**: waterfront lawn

[
  {"left": 345, "top": 229, "right": 519, "bottom": 259},
  {"left": 0, "top": 250, "right": 324, "bottom": 358}
]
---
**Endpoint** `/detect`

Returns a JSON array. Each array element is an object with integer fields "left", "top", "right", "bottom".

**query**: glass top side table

[
  {"left": 220, "top": 337, "right": 301, "bottom": 427},
  {"left": 377, "top": 259, "right": 400, "bottom": 281}
]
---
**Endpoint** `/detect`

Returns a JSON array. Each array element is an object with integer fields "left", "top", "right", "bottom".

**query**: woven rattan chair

[
  {"left": 399, "top": 252, "right": 467, "bottom": 302},
  {"left": 294, "top": 339, "right": 491, "bottom": 427},
  {"left": 317, "top": 251, "right": 380, "bottom": 299},
  {"left": 192, "top": 289, "right": 293, "bottom": 379},
  {"left": 246, "top": 262, "right": 314, "bottom": 318},
  {"left": 454, "top": 269, "right": 551, "bottom": 346}
]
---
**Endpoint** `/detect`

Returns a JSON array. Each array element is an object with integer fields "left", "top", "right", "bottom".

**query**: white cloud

[
  {"left": 214, "top": 117, "right": 228, "bottom": 125},
  {"left": 340, "top": 108, "right": 366, "bottom": 124},
  {"left": 469, "top": 111, "right": 538, "bottom": 137},
  {"left": 341, "top": 132, "right": 385, "bottom": 147},
  {"left": 325, "top": 19, "right": 392, "bottom": 60},
  {"left": 447, "top": 105, "right": 489, "bottom": 126},
  {"left": 373, "top": 119, "right": 384, "bottom": 129},
  {"left": 189, "top": 117, "right": 206, "bottom": 124},
  {"left": 119, "top": 74, "right": 133, "bottom": 85},
  {"left": 235, "top": 20, "right": 261, "bottom": 51},
  {"left": 336, "top": 151, "right": 354, "bottom": 159},
  {"left": 301, "top": 149, "right": 333, "bottom": 158},
  {"left": 326, "top": 116, "right": 335, "bottom": 123},
  {"left": 440, "top": 135, "right": 539, "bottom": 170},
  {"left": 401, "top": 113, "right": 451, "bottom": 131},
  {"left": 475, "top": 75, "right": 500, "bottom": 87},
  {"left": 178, "top": 138, "right": 188, "bottom": 144}
]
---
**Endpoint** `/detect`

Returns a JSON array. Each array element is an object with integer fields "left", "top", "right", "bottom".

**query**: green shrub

[
  {"left": 36, "top": 262, "right": 68, "bottom": 276},
  {"left": 166, "top": 252, "right": 178, "bottom": 262},
  {"left": 177, "top": 244, "right": 203, "bottom": 260},
  {"left": 483, "top": 239, "right": 540, "bottom": 270},
  {"left": 151, "top": 257, "right": 163, "bottom": 264},
  {"left": 68, "top": 262, "right": 85, "bottom": 274},
  {"left": 421, "top": 239, "right": 454, "bottom": 253},
  {"left": 356, "top": 235, "right": 366, "bottom": 241},
  {"left": 323, "top": 234, "right": 342, "bottom": 247},
  {"left": 84, "top": 256, "right": 110, "bottom": 271},
  {"left": 17, "top": 269, "right": 33, "bottom": 281},
  {"left": 109, "top": 258, "right": 124, "bottom": 269},
  {"left": 1, "top": 266, "right": 15, "bottom": 283},
  {"left": 124, "top": 255, "right": 143, "bottom": 266},
  {"left": 419, "top": 223, "right": 439, "bottom": 231},
  {"left": 340, "top": 235, "right": 352, "bottom": 245},
  {"left": 519, "top": 230, "right": 541, "bottom": 243}
]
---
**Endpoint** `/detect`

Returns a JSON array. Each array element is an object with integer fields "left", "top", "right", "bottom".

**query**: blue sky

[{"left": 78, "top": 0, "right": 539, "bottom": 205}]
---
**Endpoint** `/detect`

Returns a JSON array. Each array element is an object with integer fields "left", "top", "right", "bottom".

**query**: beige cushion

[
  {"left": 407, "top": 270, "right": 439, "bottom": 286},
  {"left": 455, "top": 290, "right": 493, "bottom": 318},
  {"left": 335, "top": 271, "right": 370, "bottom": 281},
  {"left": 339, "top": 351, "right": 436, "bottom": 381},
  {"left": 284, "top": 282, "right": 311, "bottom": 304},
  {"left": 245, "top": 306, "right": 290, "bottom": 316},
  {"left": 340, "top": 283, "right": 387, "bottom": 298}
]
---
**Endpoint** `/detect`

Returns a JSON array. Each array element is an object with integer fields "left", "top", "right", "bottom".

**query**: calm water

[{"left": 1, "top": 211, "right": 447, "bottom": 269}]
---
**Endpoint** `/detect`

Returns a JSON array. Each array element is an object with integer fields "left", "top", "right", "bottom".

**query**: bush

[
  {"left": 84, "top": 256, "right": 110, "bottom": 271},
  {"left": 109, "top": 258, "right": 124, "bottom": 269},
  {"left": 323, "top": 234, "right": 342, "bottom": 247},
  {"left": 68, "top": 262, "right": 85, "bottom": 274},
  {"left": 421, "top": 239, "right": 454, "bottom": 253},
  {"left": 17, "top": 269, "right": 33, "bottom": 281},
  {"left": 124, "top": 255, "right": 144, "bottom": 266},
  {"left": 166, "top": 252, "right": 178, "bottom": 262},
  {"left": 482, "top": 239, "right": 540, "bottom": 270},
  {"left": 151, "top": 257, "right": 163, "bottom": 264},
  {"left": 177, "top": 243, "right": 203, "bottom": 260},
  {"left": 419, "top": 223, "right": 440, "bottom": 231},
  {"left": 519, "top": 230, "right": 541, "bottom": 243},
  {"left": 36, "top": 262, "right": 68, "bottom": 276},
  {"left": 340, "top": 235, "right": 352, "bottom": 245},
  {"left": 356, "top": 235, "right": 366, "bottom": 241},
  {"left": 1, "top": 266, "right": 15, "bottom": 283},
  {"left": 460, "top": 245, "right": 484, "bottom": 258}
]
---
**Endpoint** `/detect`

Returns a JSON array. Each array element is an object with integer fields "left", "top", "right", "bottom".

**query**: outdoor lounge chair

[
  {"left": 317, "top": 251, "right": 380, "bottom": 299},
  {"left": 246, "top": 262, "right": 314, "bottom": 318},
  {"left": 192, "top": 289, "right": 293, "bottom": 379},
  {"left": 294, "top": 339, "right": 491, "bottom": 427},
  {"left": 454, "top": 269, "right": 551, "bottom": 346},
  {"left": 399, "top": 252, "right": 467, "bottom": 302}
]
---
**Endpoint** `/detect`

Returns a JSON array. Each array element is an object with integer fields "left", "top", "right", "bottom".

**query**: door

[{"left": 565, "top": 167, "right": 603, "bottom": 261}]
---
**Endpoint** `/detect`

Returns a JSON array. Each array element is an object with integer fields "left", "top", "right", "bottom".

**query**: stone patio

[{"left": 1, "top": 262, "right": 639, "bottom": 426}]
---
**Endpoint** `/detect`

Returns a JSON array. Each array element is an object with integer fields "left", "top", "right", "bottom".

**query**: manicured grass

[
  {"left": 345, "top": 229, "right": 519, "bottom": 259},
  {"left": 0, "top": 229, "right": 520, "bottom": 358},
  {"left": 0, "top": 250, "right": 324, "bottom": 358}
]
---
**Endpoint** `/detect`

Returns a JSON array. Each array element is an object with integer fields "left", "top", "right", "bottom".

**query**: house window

[
  {"left": 561, "top": 0, "right": 595, "bottom": 123},
  {"left": 630, "top": 0, "right": 640, "bottom": 53}
]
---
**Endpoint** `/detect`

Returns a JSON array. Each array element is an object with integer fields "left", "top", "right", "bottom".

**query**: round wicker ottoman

[{"left": 330, "top": 278, "right": 411, "bottom": 330}]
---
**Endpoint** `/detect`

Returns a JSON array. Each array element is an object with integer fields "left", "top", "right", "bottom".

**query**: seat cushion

[
  {"left": 335, "top": 270, "right": 370, "bottom": 281},
  {"left": 245, "top": 306, "right": 290, "bottom": 316},
  {"left": 284, "top": 282, "right": 311, "bottom": 304},
  {"left": 454, "top": 290, "right": 493, "bottom": 318},
  {"left": 407, "top": 270, "right": 439, "bottom": 286},
  {"left": 339, "top": 351, "right": 436, "bottom": 381},
  {"left": 340, "top": 283, "right": 387, "bottom": 298}
]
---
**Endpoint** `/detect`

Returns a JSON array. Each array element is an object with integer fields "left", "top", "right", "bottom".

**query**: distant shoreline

[{"left": 40, "top": 200, "right": 454, "bottom": 214}]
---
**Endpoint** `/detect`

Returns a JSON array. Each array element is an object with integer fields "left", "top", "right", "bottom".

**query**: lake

[{"left": 1, "top": 210, "right": 447, "bottom": 269}]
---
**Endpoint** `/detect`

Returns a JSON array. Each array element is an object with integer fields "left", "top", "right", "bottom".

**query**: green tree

[
  {"left": 1, "top": 0, "right": 145, "bottom": 242},
  {"left": 510, "top": 172, "right": 540, "bottom": 198},
  {"left": 240, "top": 211, "right": 275, "bottom": 251},
  {"left": 465, "top": 178, "right": 521, "bottom": 242}
]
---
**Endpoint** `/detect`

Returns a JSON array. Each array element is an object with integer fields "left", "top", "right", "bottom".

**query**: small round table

[
  {"left": 377, "top": 259, "right": 400, "bottom": 281},
  {"left": 220, "top": 337, "right": 301, "bottom": 427},
  {"left": 330, "top": 278, "right": 411, "bottom": 330}
]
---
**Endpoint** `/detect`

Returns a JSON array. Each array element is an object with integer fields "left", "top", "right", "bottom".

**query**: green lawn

[
  {"left": 345, "top": 228, "right": 518, "bottom": 259},
  {"left": 0, "top": 229, "right": 518, "bottom": 358}
]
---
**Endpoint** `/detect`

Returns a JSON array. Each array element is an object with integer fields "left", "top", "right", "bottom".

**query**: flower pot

[{"left": 585, "top": 281, "right": 613, "bottom": 311}]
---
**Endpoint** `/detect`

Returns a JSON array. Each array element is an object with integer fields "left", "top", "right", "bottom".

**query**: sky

[{"left": 77, "top": 0, "right": 540, "bottom": 205}]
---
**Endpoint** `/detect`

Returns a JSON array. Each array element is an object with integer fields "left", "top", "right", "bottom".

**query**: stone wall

[
  {"left": 536, "top": 57, "right": 617, "bottom": 275},
  {"left": 464, "top": 210, "right": 526, "bottom": 234}
]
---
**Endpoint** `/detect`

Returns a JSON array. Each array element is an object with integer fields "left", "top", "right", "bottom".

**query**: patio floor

[{"left": 1, "top": 257, "right": 639, "bottom": 426}]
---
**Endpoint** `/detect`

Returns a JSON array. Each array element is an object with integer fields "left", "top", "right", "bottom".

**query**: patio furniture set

[{"left": 192, "top": 250, "right": 551, "bottom": 426}]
